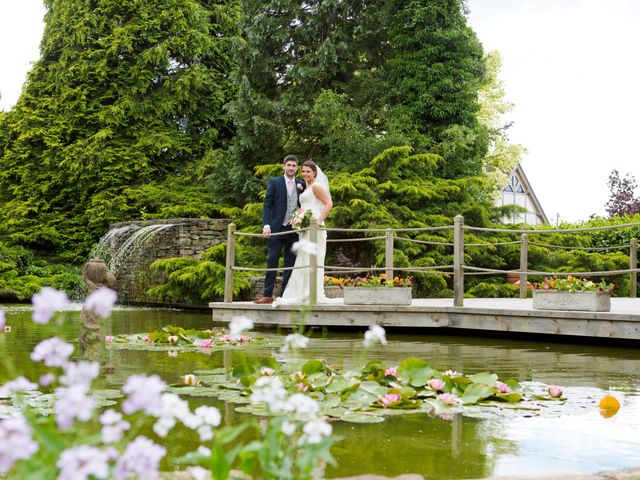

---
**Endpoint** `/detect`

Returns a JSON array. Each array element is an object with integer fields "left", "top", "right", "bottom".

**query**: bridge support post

[
  {"left": 631, "top": 237, "right": 637, "bottom": 298},
  {"left": 385, "top": 229, "right": 394, "bottom": 281},
  {"left": 519, "top": 233, "right": 528, "bottom": 298},
  {"left": 453, "top": 215, "right": 464, "bottom": 307},
  {"left": 224, "top": 223, "right": 236, "bottom": 303}
]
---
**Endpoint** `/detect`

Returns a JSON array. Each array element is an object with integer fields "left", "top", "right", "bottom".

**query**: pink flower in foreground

[
  {"left": 384, "top": 367, "right": 398, "bottom": 378},
  {"left": 495, "top": 381, "right": 512, "bottom": 394},
  {"left": 380, "top": 393, "right": 402, "bottom": 408},
  {"left": 31, "top": 287, "right": 70, "bottom": 324},
  {"left": 83, "top": 287, "right": 117, "bottom": 318},
  {"left": 39, "top": 373, "right": 56, "bottom": 387},
  {"left": 199, "top": 339, "right": 213, "bottom": 348},
  {"left": 547, "top": 385, "right": 563, "bottom": 398},
  {"left": 54, "top": 385, "right": 95, "bottom": 429},
  {"left": 104, "top": 335, "right": 113, "bottom": 344},
  {"left": 427, "top": 378, "right": 446, "bottom": 392},
  {"left": 437, "top": 393, "right": 458, "bottom": 406}
]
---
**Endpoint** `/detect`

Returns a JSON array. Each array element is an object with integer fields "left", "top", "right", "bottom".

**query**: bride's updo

[{"left": 302, "top": 160, "right": 318, "bottom": 177}]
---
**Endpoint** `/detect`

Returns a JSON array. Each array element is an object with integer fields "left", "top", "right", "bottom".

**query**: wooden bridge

[{"left": 211, "top": 216, "right": 640, "bottom": 342}]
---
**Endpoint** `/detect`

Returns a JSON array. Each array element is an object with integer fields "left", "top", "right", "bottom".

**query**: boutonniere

[{"left": 296, "top": 183, "right": 303, "bottom": 191}]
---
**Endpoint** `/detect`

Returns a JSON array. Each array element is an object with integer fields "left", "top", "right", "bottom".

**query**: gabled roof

[{"left": 511, "top": 163, "right": 549, "bottom": 224}]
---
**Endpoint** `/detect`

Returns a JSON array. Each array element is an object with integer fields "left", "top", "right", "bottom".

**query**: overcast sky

[{"left": 1, "top": 0, "right": 639, "bottom": 223}]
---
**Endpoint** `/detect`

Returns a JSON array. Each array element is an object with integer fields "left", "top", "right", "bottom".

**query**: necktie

[{"left": 287, "top": 180, "right": 293, "bottom": 195}]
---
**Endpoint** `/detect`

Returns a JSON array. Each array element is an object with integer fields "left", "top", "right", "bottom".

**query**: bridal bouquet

[{"left": 291, "top": 208, "right": 313, "bottom": 230}]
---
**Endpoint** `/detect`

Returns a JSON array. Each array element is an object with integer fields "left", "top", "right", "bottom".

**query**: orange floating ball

[{"left": 599, "top": 395, "right": 621, "bottom": 418}]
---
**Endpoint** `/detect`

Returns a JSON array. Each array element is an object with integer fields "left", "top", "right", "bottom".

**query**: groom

[{"left": 254, "top": 154, "right": 305, "bottom": 304}]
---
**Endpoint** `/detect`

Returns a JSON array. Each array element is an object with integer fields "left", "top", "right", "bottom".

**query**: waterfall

[{"left": 109, "top": 224, "right": 175, "bottom": 277}]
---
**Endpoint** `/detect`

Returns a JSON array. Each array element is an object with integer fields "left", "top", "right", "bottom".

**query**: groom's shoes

[{"left": 254, "top": 296, "right": 273, "bottom": 304}]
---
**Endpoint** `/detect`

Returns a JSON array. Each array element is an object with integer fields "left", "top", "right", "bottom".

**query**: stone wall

[{"left": 104, "top": 218, "right": 229, "bottom": 307}]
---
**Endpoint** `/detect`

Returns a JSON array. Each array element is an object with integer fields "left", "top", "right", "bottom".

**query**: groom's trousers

[{"left": 264, "top": 225, "right": 297, "bottom": 297}]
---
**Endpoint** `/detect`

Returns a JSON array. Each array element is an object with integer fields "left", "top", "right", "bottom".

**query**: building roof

[{"left": 512, "top": 163, "right": 549, "bottom": 224}]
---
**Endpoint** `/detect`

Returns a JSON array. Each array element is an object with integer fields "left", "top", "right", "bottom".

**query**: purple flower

[
  {"left": 30, "top": 337, "right": 74, "bottom": 367},
  {"left": 229, "top": 315, "right": 253, "bottom": 340},
  {"left": 39, "top": 373, "right": 56, "bottom": 387},
  {"left": 114, "top": 436, "right": 166, "bottom": 480},
  {"left": 57, "top": 445, "right": 109, "bottom": 480},
  {"left": 0, "top": 376, "right": 38, "bottom": 397},
  {"left": 121, "top": 374, "right": 166, "bottom": 416},
  {"left": 83, "top": 287, "right": 117, "bottom": 318},
  {"left": 99, "top": 409, "right": 131, "bottom": 444},
  {"left": 60, "top": 361, "right": 100, "bottom": 387},
  {"left": 0, "top": 310, "right": 5, "bottom": 329},
  {"left": 0, "top": 414, "right": 39, "bottom": 474},
  {"left": 31, "top": 287, "right": 70, "bottom": 324},
  {"left": 54, "top": 385, "right": 95, "bottom": 429}
]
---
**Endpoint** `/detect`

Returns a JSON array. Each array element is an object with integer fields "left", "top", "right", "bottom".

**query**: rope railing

[
  {"left": 527, "top": 241, "right": 628, "bottom": 252},
  {"left": 222, "top": 215, "right": 639, "bottom": 304}
]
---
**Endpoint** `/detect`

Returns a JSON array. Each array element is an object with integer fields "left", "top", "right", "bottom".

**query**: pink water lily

[
  {"left": 495, "top": 381, "right": 511, "bottom": 394},
  {"left": 547, "top": 385, "right": 563, "bottom": 398},
  {"left": 437, "top": 393, "right": 458, "bottom": 405},
  {"left": 384, "top": 367, "right": 397, "bottom": 378},
  {"left": 167, "top": 335, "right": 179, "bottom": 344},
  {"left": 380, "top": 393, "right": 402, "bottom": 408},
  {"left": 427, "top": 378, "right": 446, "bottom": 392},
  {"left": 105, "top": 335, "right": 113, "bottom": 344},
  {"left": 199, "top": 339, "right": 213, "bottom": 348},
  {"left": 167, "top": 351, "right": 177, "bottom": 357},
  {"left": 183, "top": 374, "right": 198, "bottom": 386}
]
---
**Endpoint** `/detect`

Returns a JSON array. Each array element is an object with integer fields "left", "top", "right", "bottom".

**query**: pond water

[{"left": 1, "top": 303, "right": 640, "bottom": 479}]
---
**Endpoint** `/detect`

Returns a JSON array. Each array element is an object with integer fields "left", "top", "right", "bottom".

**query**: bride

[{"left": 273, "top": 160, "right": 332, "bottom": 306}]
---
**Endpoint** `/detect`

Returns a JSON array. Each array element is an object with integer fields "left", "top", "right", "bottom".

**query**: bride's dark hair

[{"left": 302, "top": 160, "right": 318, "bottom": 177}]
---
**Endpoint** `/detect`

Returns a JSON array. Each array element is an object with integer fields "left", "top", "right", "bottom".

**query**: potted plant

[
  {"left": 338, "top": 274, "right": 414, "bottom": 305},
  {"left": 532, "top": 275, "right": 615, "bottom": 312}
]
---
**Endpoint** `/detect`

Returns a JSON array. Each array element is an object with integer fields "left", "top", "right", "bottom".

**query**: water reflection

[{"left": 1, "top": 305, "right": 640, "bottom": 478}]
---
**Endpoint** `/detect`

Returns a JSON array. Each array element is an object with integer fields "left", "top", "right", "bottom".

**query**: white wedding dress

[{"left": 273, "top": 187, "right": 334, "bottom": 306}]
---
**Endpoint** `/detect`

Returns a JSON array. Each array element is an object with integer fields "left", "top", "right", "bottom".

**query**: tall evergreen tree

[
  {"left": 382, "top": 0, "right": 487, "bottom": 178},
  {"left": 0, "top": 0, "right": 239, "bottom": 262}
]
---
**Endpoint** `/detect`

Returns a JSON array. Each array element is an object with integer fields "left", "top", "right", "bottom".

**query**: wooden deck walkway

[{"left": 209, "top": 298, "right": 640, "bottom": 341}]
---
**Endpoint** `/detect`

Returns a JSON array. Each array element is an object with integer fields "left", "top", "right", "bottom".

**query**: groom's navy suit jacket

[{"left": 262, "top": 176, "right": 306, "bottom": 230}]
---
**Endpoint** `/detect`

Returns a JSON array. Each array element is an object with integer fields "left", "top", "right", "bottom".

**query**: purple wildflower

[
  {"left": 31, "top": 287, "right": 70, "bottom": 324},
  {"left": 113, "top": 436, "right": 166, "bottom": 480},
  {"left": 30, "top": 337, "right": 74, "bottom": 367}
]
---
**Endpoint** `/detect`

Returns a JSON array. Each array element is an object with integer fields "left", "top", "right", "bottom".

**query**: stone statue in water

[{"left": 80, "top": 258, "right": 116, "bottom": 361}]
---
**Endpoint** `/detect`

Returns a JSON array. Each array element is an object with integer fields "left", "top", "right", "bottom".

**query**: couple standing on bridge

[{"left": 254, "top": 155, "right": 333, "bottom": 306}]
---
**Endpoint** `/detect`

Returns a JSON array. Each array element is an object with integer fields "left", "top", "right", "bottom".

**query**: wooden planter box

[
  {"left": 533, "top": 290, "right": 611, "bottom": 312},
  {"left": 343, "top": 287, "right": 412, "bottom": 306}
]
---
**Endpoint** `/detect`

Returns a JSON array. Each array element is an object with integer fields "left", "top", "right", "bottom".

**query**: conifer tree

[{"left": 0, "top": 0, "right": 239, "bottom": 262}]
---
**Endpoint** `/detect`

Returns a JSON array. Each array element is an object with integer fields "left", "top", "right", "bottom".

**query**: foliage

[
  {"left": 0, "top": 0, "right": 240, "bottom": 262},
  {"left": 466, "top": 281, "right": 519, "bottom": 298},
  {"left": 478, "top": 51, "right": 525, "bottom": 195},
  {"left": 532, "top": 275, "right": 615, "bottom": 293},
  {"left": 146, "top": 244, "right": 251, "bottom": 302},
  {"left": 605, "top": 169, "right": 640, "bottom": 218},
  {"left": 0, "top": 241, "right": 83, "bottom": 301}
]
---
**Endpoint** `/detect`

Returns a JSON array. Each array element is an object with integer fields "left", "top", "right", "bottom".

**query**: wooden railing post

[
  {"left": 631, "top": 237, "right": 637, "bottom": 298},
  {"left": 385, "top": 229, "right": 394, "bottom": 281},
  {"left": 224, "top": 222, "right": 236, "bottom": 303},
  {"left": 519, "top": 233, "right": 528, "bottom": 299},
  {"left": 453, "top": 215, "right": 464, "bottom": 307},
  {"left": 309, "top": 220, "right": 318, "bottom": 305}
]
